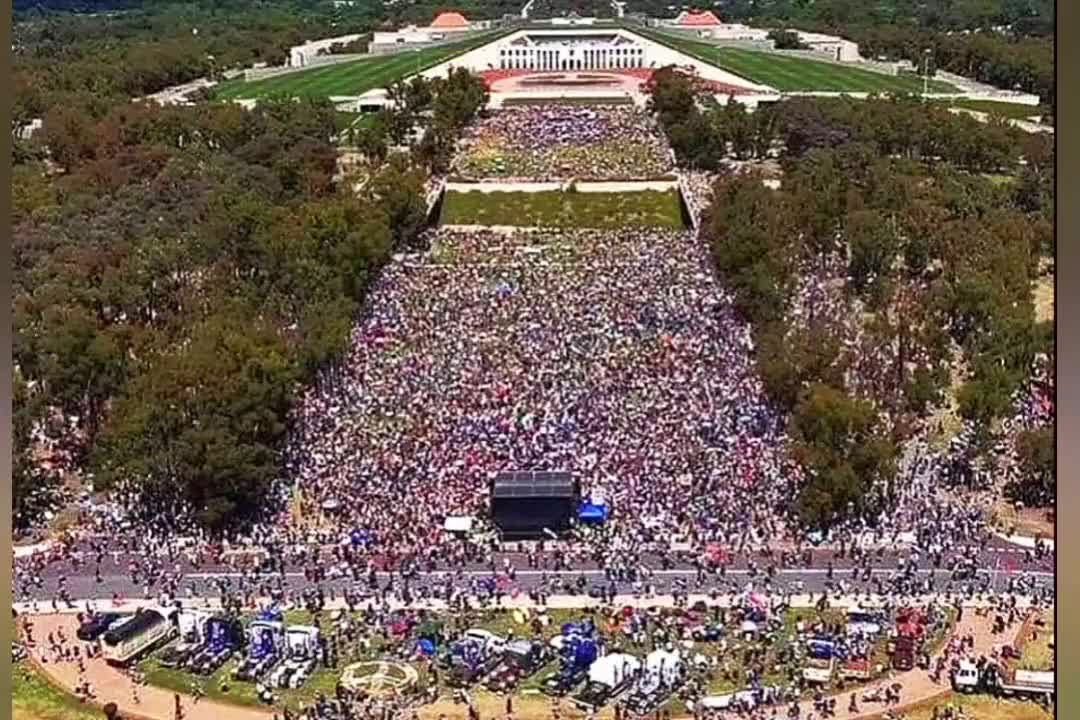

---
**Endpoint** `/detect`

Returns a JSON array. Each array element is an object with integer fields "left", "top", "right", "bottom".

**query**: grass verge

[
  {"left": 440, "top": 189, "right": 686, "bottom": 229},
  {"left": 13, "top": 663, "right": 102, "bottom": 720}
]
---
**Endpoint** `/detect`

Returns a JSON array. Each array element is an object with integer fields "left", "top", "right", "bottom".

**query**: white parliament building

[
  {"left": 495, "top": 31, "right": 647, "bottom": 71},
  {"left": 419, "top": 26, "right": 773, "bottom": 93}
]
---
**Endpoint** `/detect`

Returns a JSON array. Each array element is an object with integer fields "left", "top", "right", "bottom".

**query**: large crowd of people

[
  {"left": 286, "top": 225, "right": 798, "bottom": 567},
  {"left": 11, "top": 102, "right": 1053, "bottom": 595},
  {"left": 451, "top": 105, "right": 674, "bottom": 181}
]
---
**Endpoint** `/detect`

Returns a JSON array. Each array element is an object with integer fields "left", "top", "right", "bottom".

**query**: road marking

[{"left": 181, "top": 567, "right": 1054, "bottom": 580}]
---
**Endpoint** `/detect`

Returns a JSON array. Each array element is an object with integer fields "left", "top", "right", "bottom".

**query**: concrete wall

[
  {"left": 368, "top": 28, "right": 490, "bottom": 56},
  {"left": 290, "top": 33, "right": 367, "bottom": 67},
  {"left": 445, "top": 180, "right": 678, "bottom": 192}
]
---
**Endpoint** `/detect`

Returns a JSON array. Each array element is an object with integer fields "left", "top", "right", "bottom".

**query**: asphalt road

[
  {"left": 16, "top": 566, "right": 1054, "bottom": 603},
  {"left": 15, "top": 531, "right": 1053, "bottom": 603}
]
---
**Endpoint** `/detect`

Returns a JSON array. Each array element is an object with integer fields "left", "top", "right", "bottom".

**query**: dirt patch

[
  {"left": 992, "top": 504, "right": 1055, "bottom": 539},
  {"left": 893, "top": 695, "right": 1053, "bottom": 720},
  {"left": 1033, "top": 276, "right": 1053, "bottom": 323}
]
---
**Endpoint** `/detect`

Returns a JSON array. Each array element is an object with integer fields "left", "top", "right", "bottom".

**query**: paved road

[
  {"left": 16, "top": 565, "right": 1053, "bottom": 603},
  {"left": 15, "top": 530, "right": 1053, "bottom": 604}
]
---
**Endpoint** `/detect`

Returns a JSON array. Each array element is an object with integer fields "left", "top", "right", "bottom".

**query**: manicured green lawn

[
  {"left": 628, "top": 27, "right": 958, "bottom": 94},
  {"left": 440, "top": 189, "right": 687, "bottom": 230},
  {"left": 215, "top": 30, "right": 509, "bottom": 100},
  {"left": 13, "top": 664, "right": 102, "bottom": 720}
]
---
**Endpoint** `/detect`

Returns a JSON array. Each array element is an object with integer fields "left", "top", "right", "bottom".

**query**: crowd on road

[{"left": 452, "top": 105, "right": 674, "bottom": 181}]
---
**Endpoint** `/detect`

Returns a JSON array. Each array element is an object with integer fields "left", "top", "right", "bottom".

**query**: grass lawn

[
  {"left": 901, "top": 695, "right": 1053, "bottom": 720},
  {"left": 440, "top": 190, "right": 687, "bottom": 229},
  {"left": 1020, "top": 614, "right": 1054, "bottom": 671},
  {"left": 215, "top": 30, "right": 509, "bottom": 100},
  {"left": 946, "top": 99, "right": 1043, "bottom": 120},
  {"left": 13, "top": 664, "right": 102, "bottom": 720},
  {"left": 629, "top": 27, "right": 957, "bottom": 94}
]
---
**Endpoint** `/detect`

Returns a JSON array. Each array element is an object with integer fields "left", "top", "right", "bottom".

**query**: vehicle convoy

[
  {"left": 623, "top": 648, "right": 686, "bottom": 714},
  {"left": 269, "top": 625, "right": 321, "bottom": 689},
  {"left": 952, "top": 660, "right": 1055, "bottom": 701},
  {"left": 186, "top": 616, "right": 245, "bottom": 675},
  {"left": 441, "top": 629, "right": 506, "bottom": 687},
  {"left": 100, "top": 607, "right": 178, "bottom": 666},
  {"left": 802, "top": 638, "right": 836, "bottom": 684},
  {"left": 572, "top": 652, "right": 641, "bottom": 709},
  {"left": 233, "top": 611, "right": 285, "bottom": 681},
  {"left": 542, "top": 620, "right": 602, "bottom": 696},
  {"left": 485, "top": 639, "right": 550, "bottom": 691},
  {"left": 890, "top": 608, "right": 926, "bottom": 671}
]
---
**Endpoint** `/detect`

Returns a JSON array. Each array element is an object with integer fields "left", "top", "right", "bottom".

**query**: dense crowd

[
  {"left": 451, "top": 105, "right": 674, "bottom": 181},
  {"left": 286, "top": 225, "right": 798, "bottom": 566}
]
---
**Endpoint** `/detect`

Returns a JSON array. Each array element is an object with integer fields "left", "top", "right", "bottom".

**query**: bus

[{"left": 100, "top": 607, "right": 177, "bottom": 666}]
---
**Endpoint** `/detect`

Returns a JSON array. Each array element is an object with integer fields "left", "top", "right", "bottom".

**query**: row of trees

[
  {"left": 13, "top": 1, "right": 390, "bottom": 129},
  {"left": 648, "top": 71, "right": 1053, "bottom": 529},
  {"left": 646, "top": 68, "right": 778, "bottom": 170},
  {"left": 649, "top": 68, "right": 1036, "bottom": 176},
  {"left": 842, "top": 26, "right": 1054, "bottom": 113},
  {"left": 623, "top": 0, "right": 1054, "bottom": 36},
  {"left": 13, "top": 95, "right": 432, "bottom": 532},
  {"left": 343, "top": 67, "right": 490, "bottom": 174}
]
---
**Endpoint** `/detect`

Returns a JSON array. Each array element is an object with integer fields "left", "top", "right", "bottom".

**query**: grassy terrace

[
  {"left": 214, "top": 30, "right": 510, "bottom": 100},
  {"left": 628, "top": 26, "right": 958, "bottom": 94},
  {"left": 440, "top": 189, "right": 687, "bottom": 230},
  {"left": 944, "top": 98, "right": 1044, "bottom": 119}
]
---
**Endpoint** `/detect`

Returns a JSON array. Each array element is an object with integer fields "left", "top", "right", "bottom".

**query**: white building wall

[
  {"left": 416, "top": 29, "right": 775, "bottom": 93},
  {"left": 290, "top": 33, "right": 367, "bottom": 67}
]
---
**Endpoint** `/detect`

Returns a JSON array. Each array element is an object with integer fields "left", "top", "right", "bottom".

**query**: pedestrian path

[{"left": 14, "top": 591, "right": 1042, "bottom": 617}]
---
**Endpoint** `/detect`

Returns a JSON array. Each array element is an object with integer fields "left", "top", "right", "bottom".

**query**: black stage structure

[{"left": 490, "top": 471, "right": 579, "bottom": 539}]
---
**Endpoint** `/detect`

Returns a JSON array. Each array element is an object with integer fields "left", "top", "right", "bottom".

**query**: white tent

[
  {"left": 444, "top": 516, "right": 475, "bottom": 533},
  {"left": 588, "top": 653, "right": 641, "bottom": 688},
  {"left": 645, "top": 649, "right": 684, "bottom": 685}
]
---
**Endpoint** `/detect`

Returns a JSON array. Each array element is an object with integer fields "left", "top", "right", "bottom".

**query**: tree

[
  {"left": 364, "top": 155, "right": 427, "bottom": 248},
  {"left": 94, "top": 309, "right": 297, "bottom": 532},
  {"left": 13, "top": 369, "right": 59, "bottom": 531},
  {"left": 845, "top": 209, "right": 899, "bottom": 300},
  {"left": 789, "top": 384, "right": 897, "bottom": 530},
  {"left": 767, "top": 29, "right": 806, "bottom": 49},
  {"left": 1012, "top": 426, "right": 1054, "bottom": 506},
  {"left": 756, "top": 319, "right": 846, "bottom": 412}
]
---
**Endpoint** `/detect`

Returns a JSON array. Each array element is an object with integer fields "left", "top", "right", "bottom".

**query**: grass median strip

[{"left": 440, "top": 189, "right": 687, "bottom": 230}]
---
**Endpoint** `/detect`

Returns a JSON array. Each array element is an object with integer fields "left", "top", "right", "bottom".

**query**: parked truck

[{"left": 952, "top": 661, "right": 1054, "bottom": 702}]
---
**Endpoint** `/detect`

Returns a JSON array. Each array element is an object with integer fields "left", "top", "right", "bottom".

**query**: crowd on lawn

[
  {"left": 451, "top": 105, "right": 674, "bottom": 181},
  {"left": 286, "top": 225, "right": 798, "bottom": 566}
]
